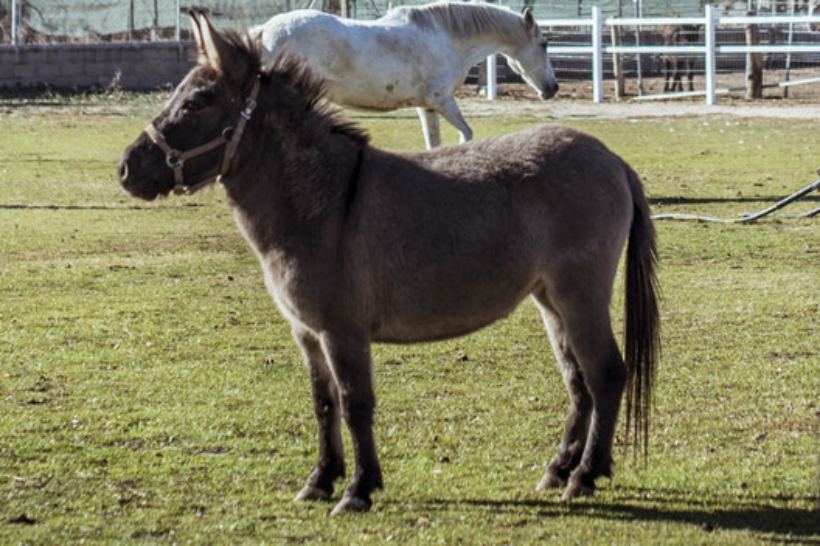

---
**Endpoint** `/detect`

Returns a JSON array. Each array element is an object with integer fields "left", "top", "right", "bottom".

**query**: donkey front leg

[
  {"left": 292, "top": 327, "right": 345, "bottom": 502},
  {"left": 320, "top": 332, "right": 383, "bottom": 515}
]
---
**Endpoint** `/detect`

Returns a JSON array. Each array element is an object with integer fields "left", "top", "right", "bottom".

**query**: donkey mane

[
  {"left": 214, "top": 24, "right": 370, "bottom": 145},
  {"left": 265, "top": 55, "right": 370, "bottom": 145},
  {"left": 400, "top": 1, "right": 529, "bottom": 43}
]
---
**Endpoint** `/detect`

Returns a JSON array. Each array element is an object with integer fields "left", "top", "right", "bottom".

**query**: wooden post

[
  {"left": 611, "top": 26, "right": 625, "bottom": 99},
  {"left": 745, "top": 20, "right": 763, "bottom": 99},
  {"left": 152, "top": 0, "right": 159, "bottom": 41},
  {"left": 128, "top": 0, "right": 135, "bottom": 41}
]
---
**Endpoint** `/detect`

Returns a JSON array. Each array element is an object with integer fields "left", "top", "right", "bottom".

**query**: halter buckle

[{"left": 241, "top": 97, "right": 257, "bottom": 120}]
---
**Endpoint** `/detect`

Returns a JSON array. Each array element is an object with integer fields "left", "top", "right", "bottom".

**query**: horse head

[
  {"left": 503, "top": 8, "right": 559, "bottom": 100},
  {"left": 119, "top": 10, "right": 261, "bottom": 200}
]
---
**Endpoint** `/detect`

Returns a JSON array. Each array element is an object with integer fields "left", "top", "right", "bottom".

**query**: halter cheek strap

[{"left": 143, "top": 79, "right": 261, "bottom": 195}]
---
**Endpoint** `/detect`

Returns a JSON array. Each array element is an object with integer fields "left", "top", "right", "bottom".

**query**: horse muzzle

[{"left": 540, "top": 82, "right": 559, "bottom": 100}]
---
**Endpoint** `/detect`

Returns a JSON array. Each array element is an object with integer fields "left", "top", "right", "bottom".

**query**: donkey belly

[{"left": 371, "top": 254, "right": 540, "bottom": 343}]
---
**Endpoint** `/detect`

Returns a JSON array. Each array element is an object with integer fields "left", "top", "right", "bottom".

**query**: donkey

[
  {"left": 119, "top": 12, "right": 659, "bottom": 515},
  {"left": 251, "top": 2, "right": 559, "bottom": 149},
  {"left": 661, "top": 24, "right": 701, "bottom": 93}
]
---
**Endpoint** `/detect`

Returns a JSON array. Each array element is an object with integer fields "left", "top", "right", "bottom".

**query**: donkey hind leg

[
  {"left": 416, "top": 107, "right": 441, "bottom": 149},
  {"left": 320, "top": 332, "right": 383, "bottom": 515},
  {"left": 292, "top": 328, "right": 345, "bottom": 502},
  {"left": 558, "top": 306, "right": 627, "bottom": 500},
  {"left": 537, "top": 285, "right": 627, "bottom": 500},
  {"left": 436, "top": 96, "right": 474, "bottom": 144},
  {"left": 532, "top": 289, "right": 592, "bottom": 490}
]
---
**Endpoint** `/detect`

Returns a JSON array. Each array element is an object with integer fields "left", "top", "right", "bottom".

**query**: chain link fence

[{"left": 0, "top": 0, "right": 723, "bottom": 44}]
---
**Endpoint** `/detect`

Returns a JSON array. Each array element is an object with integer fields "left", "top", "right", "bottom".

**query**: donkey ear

[
  {"left": 188, "top": 10, "right": 209, "bottom": 65},
  {"left": 191, "top": 11, "right": 246, "bottom": 80}
]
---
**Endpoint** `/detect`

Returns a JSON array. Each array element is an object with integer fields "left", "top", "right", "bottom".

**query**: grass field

[{"left": 1, "top": 93, "right": 818, "bottom": 544}]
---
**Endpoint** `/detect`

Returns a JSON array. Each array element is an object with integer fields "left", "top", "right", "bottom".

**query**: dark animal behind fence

[
  {"left": 118, "top": 11, "right": 660, "bottom": 516},
  {"left": 662, "top": 24, "right": 702, "bottom": 93}
]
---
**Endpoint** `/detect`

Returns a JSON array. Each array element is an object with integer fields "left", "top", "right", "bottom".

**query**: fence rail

[{"left": 484, "top": 7, "right": 820, "bottom": 105}]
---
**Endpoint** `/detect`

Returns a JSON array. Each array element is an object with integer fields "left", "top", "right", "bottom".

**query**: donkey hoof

[
  {"left": 535, "top": 472, "right": 566, "bottom": 491},
  {"left": 294, "top": 484, "right": 333, "bottom": 502},
  {"left": 560, "top": 482, "right": 594, "bottom": 501},
  {"left": 330, "top": 495, "right": 371, "bottom": 516}
]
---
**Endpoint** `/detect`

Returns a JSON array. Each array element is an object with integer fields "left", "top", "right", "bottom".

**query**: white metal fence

[{"left": 486, "top": 6, "right": 820, "bottom": 104}]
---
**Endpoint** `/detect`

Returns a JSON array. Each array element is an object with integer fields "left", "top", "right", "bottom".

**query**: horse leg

[
  {"left": 686, "top": 60, "right": 694, "bottom": 92},
  {"left": 558, "top": 309, "right": 626, "bottom": 501},
  {"left": 674, "top": 59, "right": 684, "bottom": 92},
  {"left": 320, "top": 332, "right": 383, "bottom": 515},
  {"left": 532, "top": 289, "right": 592, "bottom": 490},
  {"left": 416, "top": 107, "right": 441, "bottom": 149},
  {"left": 663, "top": 59, "right": 672, "bottom": 92},
  {"left": 292, "top": 327, "right": 345, "bottom": 502},
  {"left": 436, "top": 96, "right": 474, "bottom": 144}
]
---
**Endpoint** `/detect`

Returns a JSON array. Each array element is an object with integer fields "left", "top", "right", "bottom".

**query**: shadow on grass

[
  {"left": 650, "top": 195, "right": 820, "bottom": 206},
  {"left": 408, "top": 489, "right": 820, "bottom": 541}
]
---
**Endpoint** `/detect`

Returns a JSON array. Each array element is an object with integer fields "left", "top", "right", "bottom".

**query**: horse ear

[{"left": 522, "top": 7, "right": 536, "bottom": 31}]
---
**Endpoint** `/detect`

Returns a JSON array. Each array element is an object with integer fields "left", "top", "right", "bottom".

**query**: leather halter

[{"left": 143, "top": 79, "right": 261, "bottom": 195}]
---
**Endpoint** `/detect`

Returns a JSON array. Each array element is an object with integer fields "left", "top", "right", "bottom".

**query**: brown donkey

[{"left": 119, "top": 11, "right": 659, "bottom": 515}]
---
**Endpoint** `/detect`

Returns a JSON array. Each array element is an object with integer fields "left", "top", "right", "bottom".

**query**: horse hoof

[
  {"left": 330, "top": 495, "right": 371, "bottom": 516},
  {"left": 294, "top": 485, "right": 333, "bottom": 502},
  {"left": 561, "top": 482, "right": 594, "bottom": 501},
  {"left": 535, "top": 472, "right": 566, "bottom": 491}
]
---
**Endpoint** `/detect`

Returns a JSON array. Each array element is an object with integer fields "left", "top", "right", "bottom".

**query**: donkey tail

[{"left": 623, "top": 167, "right": 660, "bottom": 458}]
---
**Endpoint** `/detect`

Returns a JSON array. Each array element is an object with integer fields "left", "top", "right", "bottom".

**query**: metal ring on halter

[
  {"left": 221, "top": 126, "right": 235, "bottom": 140},
  {"left": 166, "top": 153, "right": 184, "bottom": 169}
]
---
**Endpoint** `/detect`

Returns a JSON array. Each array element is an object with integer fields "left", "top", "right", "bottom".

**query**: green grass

[{"left": 1, "top": 94, "right": 818, "bottom": 544}]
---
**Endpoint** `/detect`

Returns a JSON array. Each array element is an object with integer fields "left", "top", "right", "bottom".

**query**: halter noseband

[{"left": 143, "top": 79, "right": 261, "bottom": 195}]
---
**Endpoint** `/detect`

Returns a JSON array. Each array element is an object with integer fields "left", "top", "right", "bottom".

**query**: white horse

[{"left": 252, "top": 1, "right": 559, "bottom": 148}]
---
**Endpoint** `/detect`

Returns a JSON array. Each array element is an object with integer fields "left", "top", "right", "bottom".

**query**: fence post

[
  {"left": 783, "top": 0, "right": 795, "bottom": 97},
  {"left": 745, "top": 17, "right": 762, "bottom": 99},
  {"left": 486, "top": 54, "right": 497, "bottom": 100},
  {"left": 175, "top": 0, "right": 181, "bottom": 41},
  {"left": 704, "top": 4, "right": 717, "bottom": 106},
  {"left": 611, "top": 25, "right": 625, "bottom": 100},
  {"left": 11, "top": 0, "right": 18, "bottom": 45},
  {"left": 591, "top": 6, "right": 604, "bottom": 103}
]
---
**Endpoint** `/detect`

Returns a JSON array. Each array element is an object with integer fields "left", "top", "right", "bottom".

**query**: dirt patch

[{"left": 455, "top": 68, "right": 820, "bottom": 120}]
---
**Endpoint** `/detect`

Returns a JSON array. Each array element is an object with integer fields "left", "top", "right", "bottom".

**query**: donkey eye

[{"left": 182, "top": 92, "right": 215, "bottom": 112}]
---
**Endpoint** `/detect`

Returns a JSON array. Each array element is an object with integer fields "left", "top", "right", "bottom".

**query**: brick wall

[{"left": 0, "top": 42, "right": 197, "bottom": 90}]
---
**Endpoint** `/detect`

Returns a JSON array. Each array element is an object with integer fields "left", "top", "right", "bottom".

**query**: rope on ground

[{"left": 651, "top": 168, "right": 820, "bottom": 223}]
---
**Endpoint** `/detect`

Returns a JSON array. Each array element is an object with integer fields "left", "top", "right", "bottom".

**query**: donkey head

[
  {"left": 503, "top": 8, "right": 558, "bottom": 100},
  {"left": 119, "top": 11, "right": 261, "bottom": 200}
]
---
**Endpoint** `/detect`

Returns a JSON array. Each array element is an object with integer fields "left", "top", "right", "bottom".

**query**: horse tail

[{"left": 623, "top": 166, "right": 660, "bottom": 458}]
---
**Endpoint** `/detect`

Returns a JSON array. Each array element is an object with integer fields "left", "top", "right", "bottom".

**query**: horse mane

[
  {"left": 221, "top": 29, "right": 369, "bottom": 145},
  {"left": 400, "top": 1, "right": 529, "bottom": 43}
]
